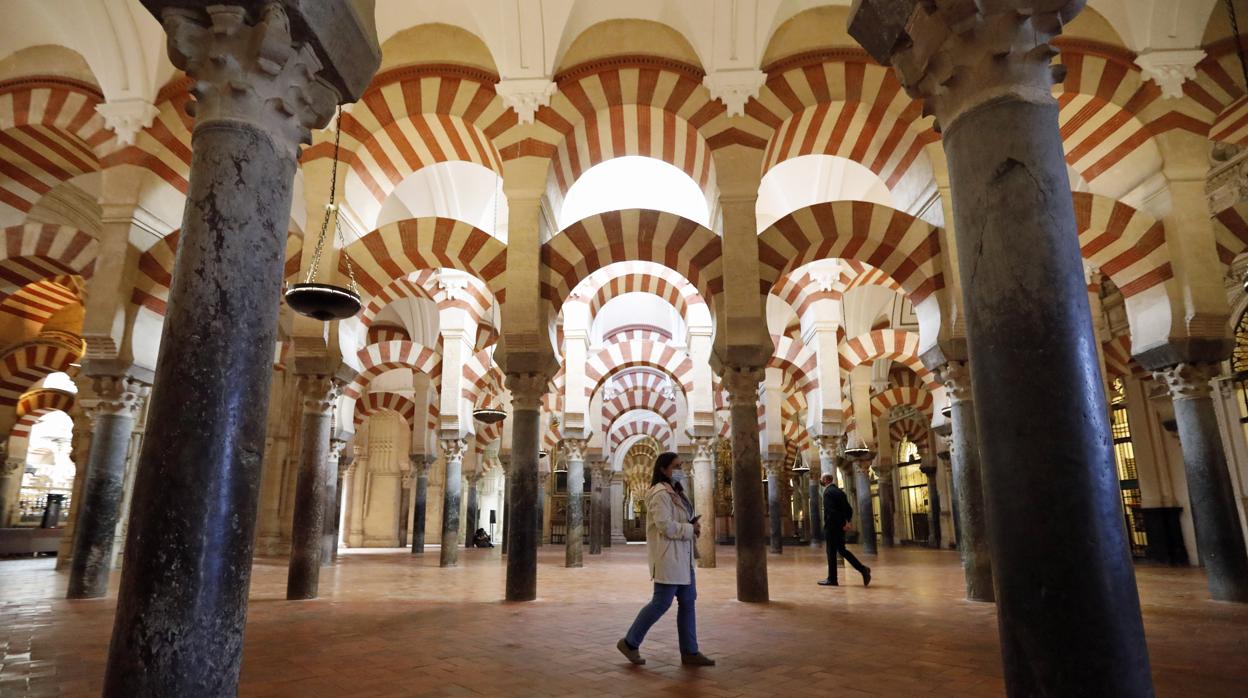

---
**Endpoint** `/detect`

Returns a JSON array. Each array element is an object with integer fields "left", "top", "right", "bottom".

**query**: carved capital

[
  {"left": 494, "top": 78, "right": 557, "bottom": 124},
  {"left": 849, "top": 1, "right": 1082, "bottom": 132},
  {"left": 562, "top": 437, "right": 589, "bottom": 462},
  {"left": 408, "top": 453, "right": 431, "bottom": 474},
  {"left": 1153, "top": 362, "right": 1219, "bottom": 402},
  {"left": 1135, "top": 49, "right": 1204, "bottom": 100},
  {"left": 702, "top": 69, "right": 767, "bottom": 118},
  {"left": 2, "top": 458, "right": 23, "bottom": 477},
  {"left": 691, "top": 436, "right": 716, "bottom": 462},
  {"left": 90, "top": 375, "right": 149, "bottom": 420},
  {"left": 505, "top": 372, "right": 549, "bottom": 411},
  {"left": 816, "top": 435, "right": 841, "bottom": 462},
  {"left": 721, "top": 366, "right": 764, "bottom": 408},
  {"left": 159, "top": 3, "right": 339, "bottom": 159},
  {"left": 95, "top": 98, "right": 159, "bottom": 145},
  {"left": 934, "top": 359, "right": 973, "bottom": 405},
  {"left": 440, "top": 438, "right": 468, "bottom": 463},
  {"left": 763, "top": 458, "right": 785, "bottom": 477},
  {"left": 853, "top": 459, "right": 874, "bottom": 476},
  {"left": 297, "top": 374, "right": 340, "bottom": 416}
]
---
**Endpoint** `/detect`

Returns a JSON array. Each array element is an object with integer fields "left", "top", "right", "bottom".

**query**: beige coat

[{"left": 645, "top": 482, "right": 695, "bottom": 585}]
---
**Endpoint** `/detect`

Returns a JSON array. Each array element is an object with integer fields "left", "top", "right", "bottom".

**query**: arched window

[{"left": 1108, "top": 378, "right": 1146, "bottom": 557}]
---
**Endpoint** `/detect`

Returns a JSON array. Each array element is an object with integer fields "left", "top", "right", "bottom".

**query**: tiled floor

[{"left": 1, "top": 543, "right": 1245, "bottom": 696}]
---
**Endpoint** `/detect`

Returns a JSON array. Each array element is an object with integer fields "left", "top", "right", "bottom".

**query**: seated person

[{"left": 472, "top": 527, "right": 494, "bottom": 548}]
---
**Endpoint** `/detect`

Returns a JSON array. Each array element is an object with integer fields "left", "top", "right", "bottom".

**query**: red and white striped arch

[
  {"left": 11, "top": 387, "right": 75, "bottom": 437},
  {"left": 601, "top": 389, "right": 678, "bottom": 436},
  {"left": 585, "top": 338, "right": 694, "bottom": 400},
  {"left": 461, "top": 349, "right": 503, "bottom": 407},
  {"left": 473, "top": 420, "right": 503, "bottom": 454},
  {"left": 541, "top": 209, "right": 722, "bottom": 312},
  {"left": 603, "top": 325, "right": 671, "bottom": 344},
  {"left": 768, "top": 335, "right": 818, "bottom": 396},
  {"left": 343, "top": 217, "right": 507, "bottom": 303},
  {"left": 770, "top": 259, "right": 903, "bottom": 332},
  {"left": 1102, "top": 334, "right": 1147, "bottom": 383},
  {"left": 609, "top": 419, "right": 673, "bottom": 453},
  {"left": 0, "top": 340, "right": 81, "bottom": 406},
  {"left": 367, "top": 323, "right": 410, "bottom": 344},
  {"left": 838, "top": 329, "right": 934, "bottom": 387},
  {"left": 890, "top": 414, "right": 930, "bottom": 452},
  {"left": 307, "top": 65, "right": 514, "bottom": 229},
  {"left": 0, "top": 274, "right": 82, "bottom": 325},
  {"left": 757, "top": 201, "right": 943, "bottom": 305},
  {"left": 100, "top": 81, "right": 193, "bottom": 195},
  {"left": 0, "top": 223, "right": 96, "bottom": 301},
  {"left": 1213, "top": 203, "right": 1248, "bottom": 266},
  {"left": 871, "top": 368, "right": 933, "bottom": 419},
  {"left": 351, "top": 391, "right": 418, "bottom": 431},
  {"left": 0, "top": 78, "right": 114, "bottom": 226},
  {"left": 131, "top": 230, "right": 302, "bottom": 316},
  {"left": 1072, "top": 192, "right": 1171, "bottom": 299},
  {"left": 573, "top": 261, "right": 707, "bottom": 324},
  {"left": 1210, "top": 94, "right": 1248, "bottom": 147},
  {"left": 343, "top": 340, "right": 442, "bottom": 400}
]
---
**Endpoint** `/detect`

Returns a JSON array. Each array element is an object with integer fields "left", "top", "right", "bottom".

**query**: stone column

[
  {"left": 331, "top": 445, "right": 352, "bottom": 562},
  {"left": 588, "top": 461, "right": 605, "bottom": 555},
  {"left": 936, "top": 360, "right": 993, "bottom": 601},
  {"left": 764, "top": 458, "right": 784, "bottom": 554},
  {"left": 505, "top": 373, "right": 545, "bottom": 601},
  {"left": 409, "top": 454, "right": 430, "bottom": 554},
  {"left": 562, "top": 437, "right": 588, "bottom": 567},
  {"left": 848, "top": 3, "right": 1152, "bottom": 693},
  {"left": 439, "top": 438, "right": 467, "bottom": 567},
  {"left": 722, "top": 366, "right": 768, "bottom": 602},
  {"left": 838, "top": 460, "right": 858, "bottom": 533},
  {"left": 921, "top": 462, "right": 941, "bottom": 549},
  {"left": 322, "top": 436, "right": 347, "bottom": 565},
  {"left": 0, "top": 451, "right": 22, "bottom": 527},
  {"left": 463, "top": 470, "right": 481, "bottom": 547},
  {"left": 66, "top": 375, "right": 147, "bottom": 599},
  {"left": 500, "top": 456, "right": 511, "bottom": 555},
  {"left": 537, "top": 470, "right": 550, "bottom": 546},
  {"left": 396, "top": 466, "right": 413, "bottom": 548},
  {"left": 691, "top": 436, "right": 716, "bottom": 566},
  {"left": 610, "top": 472, "right": 627, "bottom": 545},
  {"left": 876, "top": 459, "right": 896, "bottom": 547},
  {"left": 853, "top": 458, "right": 877, "bottom": 555},
  {"left": 102, "top": 4, "right": 376, "bottom": 692},
  {"left": 56, "top": 406, "right": 95, "bottom": 570},
  {"left": 286, "top": 375, "right": 340, "bottom": 600},
  {"left": 1154, "top": 363, "right": 1248, "bottom": 602},
  {"left": 346, "top": 447, "right": 367, "bottom": 547}
]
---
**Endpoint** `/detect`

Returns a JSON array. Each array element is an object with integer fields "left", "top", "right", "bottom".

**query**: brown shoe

[
  {"left": 681, "top": 652, "right": 716, "bottom": 666},
  {"left": 617, "top": 638, "right": 645, "bottom": 665}
]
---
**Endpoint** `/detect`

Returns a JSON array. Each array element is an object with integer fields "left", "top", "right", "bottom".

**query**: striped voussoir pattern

[
  {"left": 609, "top": 418, "right": 672, "bottom": 452},
  {"left": 0, "top": 273, "right": 82, "bottom": 324},
  {"left": 343, "top": 340, "right": 442, "bottom": 400},
  {"left": 1072, "top": 192, "right": 1171, "bottom": 297},
  {"left": 0, "top": 78, "right": 114, "bottom": 225},
  {"left": 344, "top": 217, "right": 507, "bottom": 303},
  {"left": 1, "top": 223, "right": 96, "bottom": 300},
  {"left": 602, "top": 325, "right": 671, "bottom": 343},
  {"left": 461, "top": 348, "right": 503, "bottom": 406},
  {"left": 100, "top": 83, "right": 193, "bottom": 194},
  {"left": 10, "top": 387, "right": 75, "bottom": 439},
  {"left": 1101, "top": 334, "right": 1147, "bottom": 382},
  {"left": 838, "top": 329, "right": 934, "bottom": 386},
  {"left": 870, "top": 375, "right": 933, "bottom": 420},
  {"left": 1212, "top": 201, "right": 1248, "bottom": 265},
  {"left": 768, "top": 335, "right": 818, "bottom": 396},
  {"left": 541, "top": 209, "right": 722, "bottom": 310},
  {"left": 359, "top": 271, "right": 498, "bottom": 350},
  {"left": 314, "top": 65, "right": 514, "bottom": 228},
  {"left": 890, "top": 415, "right": 930, "bottom": 452},
  {"left": 770, "top": 259, "right": 902, "bottom": 322},
  {"left": 577, "top": 260, "right": 706, "bottom": 322},
  {"left": 473, "top": 420, "right": 502, "bottom": 453},
  {"left": 1210, "top": 93, "right": 1248, "bottom": 147},
  {"left": 367, "top": 323, "right": 410, "bottom": 344},
  {"left": 601, "top": 388, "right": 678, "bottom": 437},
  {"left": 584, "top": 338, "right": 694, "bottom": 400},
  {"left": 0, "top": 339, "right": 81, "bottom": 406},
  {"left": 131, "top": 230, "right": 302, "bottom": 315},
  {"left": 757, "top": 200, "right": 942, "bottom": 304},
  {"left": 351, "top": 391, "right": 418, "bottom": 431}
]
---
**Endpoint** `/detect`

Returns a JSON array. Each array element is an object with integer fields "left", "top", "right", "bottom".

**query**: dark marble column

[
  {"left": 103, "top": 4, "right": 377, "bottom": 694},
  {"left": 921, "top": 462, "right": 942, "bottom": 549},
  {"left": 563, "top": 438, "right": 588, "bottom": 567},
  {"left": 538, "top": 469, "right": 550, "bottom": 546},
  {"left": 876, "top": 460, "right": 896, "bottom": 547},
  {"left": 322, "top": 436, "right": 347, "bottom": 565},
  {"left": 409, "top": 455, "right": 429, "bottom": 554},
  {"left": 463, "top": 470, "right": 480, "bottom": 547},
  {"left": 722, "top": 366, "right": 768, "bottom": 602},
  {"left": 853, "top": 459, "right": 877, "bottom": 555},
  {"left": 500, "top": 456, "right": 511, "bottom": 555},
  {"left": 439, "top": 438, "right": 466, "bottom": 567},
  {"left": 936, "top": 360, "right": 993, "bottom": 601},
  {"left": 1154, "top": 363, "right": 1248, "bottom": 602},
  {"left": 838, "top": 461, "right": 858, "bottom": 535},
  {"left": 849, "top": 3, "right": 1152, "bottom": 694},
  {"left": 765, "top": 459, "right": 783, "bottom": 554},
  {"left": 505, "top": 373, "right": 546, "bottom": 601},
  {"left": 286, "top": 375, "right": 340, "bottom": 600},
  {"left": 66, "top": 375, "right": 147, "bottom": 599},
  {"left": 588, "top": 461, "right": 605, "bottom": 555}
]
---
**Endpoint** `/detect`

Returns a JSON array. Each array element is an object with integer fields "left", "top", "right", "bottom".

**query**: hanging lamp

[
  {"left": 843, "top": 435, "right": 873, "bottom": 461},
  {"left": 285, "top": 107, "right": 362, "bottom": 321},
  {"left": 473, "top": 404, "right": 507, "bottom": 425}
]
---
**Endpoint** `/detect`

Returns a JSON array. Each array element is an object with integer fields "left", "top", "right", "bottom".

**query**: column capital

[
  {"left": 763, "top": 459, "right": 785, "bottom": 477},
  {"left": 90, "top": 375, "right": 150, "bottom": 420},
  {"left": 721, "top": 365, "right": 764, "bottom": 408},
  {"left": 296, "top": 374, "right": 341, "bottom": 416},
  {"left": 934, "top": 359, "right": 973, "bottom": 405},
  {"left": 2, "top": 458, "right": 22, "bottom": 477},
  {"left": 1153, "top": 362, "right": 1220, "bottom": 402},
  {"left": 849, "top": 1, "right": 1081, "bottom": 133},
  {"left": 505, "top": 372, "right": 549, "bottom": 411},
  {"left": 155, "top": 3, "right": 341, "bottom": 159},
  {"left": 440, "top": 438, "right": 468, "bottom": 463},
  {"left": 691, "top": 436, "right": 716, "bottom": 461},
  {"left": 853, "top": 459, "right": 875, "bottom": 476},
  {"left": 562, "top": 437, "right": 590, "bottom": 462},
  {"left": 538, "top": 470, "right": 551, "bottom": 485},
  {"left": 816, "top": 435, "right": 841, "bottom": 460},
  {"left": 408, "top": 453, "right": 431, "bottom": 473}
]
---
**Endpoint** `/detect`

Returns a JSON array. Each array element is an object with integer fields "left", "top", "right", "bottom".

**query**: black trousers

[{"left": 824, "top": 531, "right": 868, "bottom": 582}]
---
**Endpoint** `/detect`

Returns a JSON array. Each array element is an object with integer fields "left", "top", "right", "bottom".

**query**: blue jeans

[{"left": 624, "top": 570, "right": 697, "bottom": 654}]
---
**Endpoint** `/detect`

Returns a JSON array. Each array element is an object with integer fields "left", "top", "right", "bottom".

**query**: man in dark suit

[{"left": 819, "top": 472, "right": 871, "bottom": 586}]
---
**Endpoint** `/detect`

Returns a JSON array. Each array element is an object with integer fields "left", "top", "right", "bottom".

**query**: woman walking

[{"left": 617, "top": 452, "right": 715, "bottom": 667}]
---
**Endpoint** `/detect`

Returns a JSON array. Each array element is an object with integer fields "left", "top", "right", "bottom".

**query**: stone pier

[
  {"left": 722, "top": 366, "right": 768, "bottom": 602},
  {"left": 286, "top": 375, "right": 340, "bottom": 600}
]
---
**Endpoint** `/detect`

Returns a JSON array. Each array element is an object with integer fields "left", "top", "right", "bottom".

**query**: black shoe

[
  {"left": 862, "top": 567, "right": 872, "bottom": 587},
  {"left": 682, "top": 652, "right": 716, "bottom": 666},
  {"left": 617, "top": 638, "right": 645, "bottom": 665},
  {"left": 817, "top": 578, "right": 839, "bottom": 586}
]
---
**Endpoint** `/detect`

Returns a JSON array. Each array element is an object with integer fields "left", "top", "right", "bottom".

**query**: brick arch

[
  {"left": 890, "top": 415, "right": 930, "bottom": 452},
  {"left": 577, "top": 262, "right": 706, "bottom": 324},
  {"left": 610, "top": 419, "right": 673, "bottom": 453},
  {"left": 1072, "top": 192, "right": 1171, "bottom": 298},
  {"left": 0, "top": 223, "right": 97, "bottom": 299},
  {"left": 351, "top": 391, "right": 418, "bottom": 431},
  {"left": 343, "top": 217, "right": 507, "bottom": 303},
  {"left": 838, "top": 329, "right": 934, "bottom": 387},
  {"left": 871, "top": 385, "right": 933, "bottom": 420},
  {"left": 0, "top": 274, "right": 83, "bottom": 325},
  {"left": 360, "top": 271, "right": 499, "bottom": 350},
  {"left": 757, "top": 201, "right": 943, "bottom": 305},
  {"left": 461, "top": 349, "right": 503, "bottom": 407},
  {"left": 1213, "top": 201, "right": 1248, "bottom": 267},
  {"left": 0, "top": 77, "right": 114, "bottom": 226},
  {"left": 344, "top": 340, "right": 442, "bottom": 400},
  {"left": 99, "top": 81, "right": 193, "bottom": 195},
  {"left": 585, "top": 338, "right": 693, "bottom": 400},
  {"left": 601, "top": 389, "right": 678, "bottom": 437},
  {"left": 0, "top": 338, "right": 82, "bottom": 406},
  {"left": 541, "top": 209, "right": 722, "bottom": 312},
  {"left": 768, "top": 334, "right": 818, "bottom": 396},
  {"left": 131, "top": 230, "right": 302, "bottom": 316}
]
